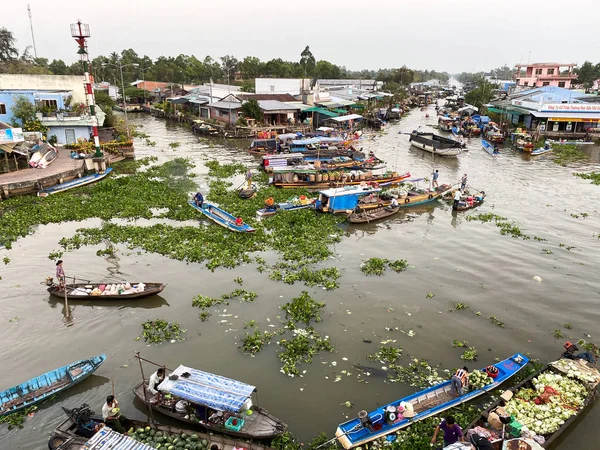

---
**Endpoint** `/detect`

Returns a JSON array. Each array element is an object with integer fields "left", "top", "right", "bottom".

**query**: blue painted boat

[
  {"left": 335, "top": 353, "right": 529, "bottom": 449},
  {"left": 531, "top": 143, "right": 552, "bottom": 156},
  {"left": 257, "top": 198, "right": 316, "bottom": 217},
  {"left": 38, "top": 168, "right": 113, "bottom": 197},
  {"left": 189, "top": 201, "right": 256, "bottom": 233},
  {"left": 481, "top": 139, "right": 501, "bottom": 157},
  {"left": 0, "top": 354, "right": 106, "bottom": 417}
]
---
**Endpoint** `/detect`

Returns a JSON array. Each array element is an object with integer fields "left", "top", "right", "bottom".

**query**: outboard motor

[{"left": 358, "top": 410, "right": 373, "bottom": 431}]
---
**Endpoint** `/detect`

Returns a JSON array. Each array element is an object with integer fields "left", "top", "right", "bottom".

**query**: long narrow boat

[
  {"left": 0, "top": 354, "right": 106, "bottom": 417},
  {"left": 335, "top": 353, "right": 529, "bottom": 449},
  {"left": 47, "top": 282, "right": 166, "bottom": 300},
  {"left": 257, "top": 198, "right": 316, "bottom": 217},
  {"left": 38, "top": 168, "right": 113, "bottom": 197},
  {"left": 272, "top": 169, "right": 410, "bottom": 189},
  {"left": 454, "top": 192, "right": 486, "bottom": 212},
  {"left": 482, "top": 139, "right": 501, "bottom": 157},
  {"left": 133, "top": 364, "right": 287, "bottom": 439},
  {"left": 396, "top": 183, "right": 453, "bottom": 208},
  {"left": 458, "top": 356, "right": 600, "bottom": 449},
  {"left": 188, "top": 201, "right": 255, "bottom": 233},
  {"left": 407, "top": 131, "right": 465, "bottom": 157},
  {"left": 347, "top": 206, "right": 400, "bottom": 223},
  {"left": 49, "top": 404, "right": 273, "bottom": 450},
  {"left": 531, "top": 145, "right": 552, "bottom": 156}
]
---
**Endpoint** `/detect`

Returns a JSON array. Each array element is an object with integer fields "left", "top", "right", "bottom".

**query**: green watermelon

[
  {"left": 156, "top": 431, "right": 163, "bottom": 437},
  {"left": 146, "top": 426, "right": 151, "bottom": 432},
  {"left": 201, "top": 440, "right": 208, "bottom": 447},
  {"left": 181, "top": 433, "right": 188, "bottom": 440},
  {"left": 137, "top": 428, "right": 146, "bottom": 434},
  {"left": 150, "top": 429, "right": 156, "bottom": 437},
  {"left": 190, "top": 434, "right": 199, "bottom": 442},
  {"left": 157, "top": 437, "right": 166, "bottom": 443},
  {"left": 173, "top": 438, "right": 180, "bottom": 445}
]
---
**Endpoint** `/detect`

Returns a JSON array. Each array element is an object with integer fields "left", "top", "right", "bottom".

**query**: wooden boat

[
  {"left": 408, "top": 131, "right": 465, "bottom": 157},
  {"left": 133, "top": 364, "right": 287, "bottom": 439},
  {"left": 484, "top": 126, "right": 505, "bottom": 144},
  {"left": 47, "top": 282, "right": 165, "bottom": 300},
  {"left": 460, "top": 357, "right": 600, "bottom": 449},
  {"left": 396, "top": 183, "right": 452, "bottom": 207},
  {"left": 238, "top": 184, "right": 257, "bottom": 199},
  {"left": 482, "top": 139, "right": 501, "bottom": 157},
  {"left": 335, "top": 353, "right": 529, "bottom": 449},
  {"left": 453, "top": 191, "right": 486, "bottom": 212},
  {"left": 273, "top": 168, "right": 410, "bottom": 190},
  {"left": 257, "top": 198, "right": 316, "bottom": 217},
  {"left": 347, "top": 206, "right": 400, "bottom": 223},
  {"left": 531, "top": 144, "right": 552, "bottom": 156},
  {"left": 438, "top": 117, "right": 455, "bottom": 132},
  {"left": 0, "top": 354, "right": 106, "bottom": 417},
  {"left": 38, "top": 168, "right": 113, "bottom": 197},
  {"left": 188, "top": 201, "right": 255, "bottom": 233},
  {"left": 49, "top": 404, "right": 273, "bottom": 450}
]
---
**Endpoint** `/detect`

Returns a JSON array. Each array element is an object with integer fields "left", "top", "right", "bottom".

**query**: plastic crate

[
  {"left": 508, "top": 417, "right": 523, "bottom": 437},
  {"left": 225, "top": 417, "right": 245, "bottom": 432}
]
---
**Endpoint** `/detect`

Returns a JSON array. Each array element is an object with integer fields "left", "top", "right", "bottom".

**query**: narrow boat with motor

[
  {"left": 482, "top": 139, "right": 501, "bottom": 157},
  {"left": 238, "top": 184, "right": 257, "bottom": 199},
  {"left": 189, "top": 201, "right": 255, "bottom": 233},
  {"left": 407, "top": 131, "right": 465, "bottom": 157},
  {"left": 347, "top": 206, "right": 400, "bottom": 223},
  {"left": 48, "top": 403, "right": 272, "bottom": 450},
  {"left": 133, "top": 364, "right": 287, "bottom": 439},
  {"left": 0, "top": 354, "right": 106, "bottom": 417},
  {"left": 455, "top": 344, "right": 600, "bottom": 449},
  {"left": 271, "top": 167, "right": 410, "bottom": 190},
  {"left": 438, "top": 117, "right": 455, "bottom": 132},
  {"left": 38, "top": 168, "right": 113, "bottom": 197},
  {"left": 335, "top": 353, "right": 529, "bottom": 449},
  {"left": 257, "top": 197, "right": 316, "bottom": 217},
  {"left": 531, "top": 143, "right": 552, "bottom": 156}
]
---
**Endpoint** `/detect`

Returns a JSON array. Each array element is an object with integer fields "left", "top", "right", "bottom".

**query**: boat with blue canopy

[
  {"left": 133, "top": 364, "right": 287, "bottom": 439},
  {"left": 38, "top": 168, "right": 113, "bottom": 197},
  {"left": 335, "top": 353, "right": 529, "bottom": 449},
  {"left": 189, "top": 201, "right": 255, "bottom": 233},
  {"left": 0, "top": 354, "right": 106, "bottom": 417}
]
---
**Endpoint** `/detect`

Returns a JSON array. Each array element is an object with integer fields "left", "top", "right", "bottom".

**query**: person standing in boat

[
  {"left": 450, "top": 366, "right": 469, "bottom": 396},
  {"left": 56, "top": 260, "right": 66, "bottom": 289},
  {"left": 432, "top": 170, "right": 439, "bottom": 188},
  {"left": 460, "top": 173, "right": 468, "bottom": 193},
  {"left": 102, "top": 395, "right": 131, "bottom": 433},
  {"left": 452, "top": 190, "right": 462, "bottom": 211},
  {"left": 246, "top": 170, "right": 253, "bottom": 189},
  {"left": 194, "top": 192, "right": 204, "bottom": 208},
  {"left": 431, "top": 415, "right": 464, "bottom": 447}
]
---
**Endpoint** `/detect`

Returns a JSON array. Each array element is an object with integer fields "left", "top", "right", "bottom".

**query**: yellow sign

[{"left": 549, "top": 117, "right": 600, "bottom": 123}]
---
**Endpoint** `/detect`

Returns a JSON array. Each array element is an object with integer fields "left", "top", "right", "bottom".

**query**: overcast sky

[{"left": 9, "top": 0, "right": 600, "bottom": 75}]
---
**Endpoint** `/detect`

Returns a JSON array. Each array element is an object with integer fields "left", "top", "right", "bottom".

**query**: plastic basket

[{"left": 225, "top": 417, "right": 244, "bottom": 432}]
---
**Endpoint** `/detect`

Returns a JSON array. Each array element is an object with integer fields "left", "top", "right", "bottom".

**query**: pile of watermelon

[{"left": 131, "top": 426, "right": 211, "bottom": 450}]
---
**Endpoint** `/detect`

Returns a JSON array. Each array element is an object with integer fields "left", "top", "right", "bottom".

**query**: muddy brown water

[{"left": 1, "top": 108, "right": 599, "bottom": 449}]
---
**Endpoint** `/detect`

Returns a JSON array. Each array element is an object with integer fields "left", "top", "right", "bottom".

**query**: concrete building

[
  {"left": 207, "top": 94, "right": 243, "bottom": 125},
  {"left": 410, "top": 79, "right": 442, "bottom": 92},
  {"left": 255, "top": 78, "right": 312, "bottom": 95},
  {"left": 513, "top": 63, "right": 577, "bottom": 89},
  {"left": 317, "top": 79, "right": 381, "bottom": 91},
  {"left": 93, "top": 81, "right": 119, "bottom": 100},
  {"left": 0, "top": 74, "right": 88, "bottom": 103}
]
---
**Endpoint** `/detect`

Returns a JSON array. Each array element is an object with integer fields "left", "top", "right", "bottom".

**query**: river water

[{"left": 1, "top": 106, "right": 600, "bottom": 449}]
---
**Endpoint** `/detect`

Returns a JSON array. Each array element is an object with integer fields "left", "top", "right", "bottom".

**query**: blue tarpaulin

[
  {"left": 158, "top": 365, "right": 256, "bottom": 412},
  {"left": 82, "top": 426, "right": 155, "bottom": 450}
]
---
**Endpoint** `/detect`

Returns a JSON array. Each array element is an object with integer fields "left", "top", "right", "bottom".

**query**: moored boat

[
  {"left": 347, "top": 205, "right": 400, "bottom": 223},
  {"left": 531, "top": 143, "right": 552, "bottom": 156},
  {"left": 335, "top": 353, "right": 529, "bottom": 449},
  {"left": 188, "top": 201, "right": 255, "bottom": 232},
  {"left": 47, "top": 282, "right": 165, "bottom": 300},
  {"left": 438, "top": 117, "right": 455, "bottom": 132},
  {"left": 48, "top": 403, "right": 273, "bottom": 450},
  {"left": 458, "top": 348, "right": 600, "bottom": 449},
  {"left": 0, "top": 354, "right": 106, "bottom": 417},
  {"left": 257, "top": 197, "right": 316, "bottom": 217},
  {"left": 38, "top": 168, "right": 113, "bottom": 197},
  {"left": 29, "top": 142, "right": 57, "bottom": 168},
  {"left": 407, "top": 131, "right": 465, "bottom": 157},
  {"left": 133, "top": 364, "right": 287, "bottom": 439},
  {"left": 482, "top": 139, "right": 501, "bottom": 157},
  {"left": 271, "top": 167, "right": 410, "bottom": 189},
  {"left": 315, "top": 185, "right": 383, "bottom": 214},
  {"left": 238, "top": 184, "right": 257, "bottom": 199}
]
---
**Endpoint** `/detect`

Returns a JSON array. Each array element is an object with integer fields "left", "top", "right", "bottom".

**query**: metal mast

[
  {"left": 27, "top": 4, "right": 38, "bottom": 58},
  {"left": 70, "top": 21, "right": 102, "bottom": 157}
]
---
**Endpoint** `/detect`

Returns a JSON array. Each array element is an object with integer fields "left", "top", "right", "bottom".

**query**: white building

[{"left": 255, "top": 78, "right": 312, "bottom": 96}]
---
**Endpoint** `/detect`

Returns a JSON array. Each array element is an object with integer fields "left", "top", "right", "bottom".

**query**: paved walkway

[{"left": 0, "top": 150, "right": 83, "bottom": 184}]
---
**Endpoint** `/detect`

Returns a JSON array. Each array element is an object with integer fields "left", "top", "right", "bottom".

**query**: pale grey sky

[{"left": 9, "top": 0, "right": 600, "bottom": 74}]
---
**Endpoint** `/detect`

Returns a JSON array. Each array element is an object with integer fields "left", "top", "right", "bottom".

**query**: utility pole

[{"left": 27, "top": 4, "right": 38, "bottom": 59}]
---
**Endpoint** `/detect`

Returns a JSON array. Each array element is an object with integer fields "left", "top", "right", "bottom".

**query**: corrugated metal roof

[
  {"left": 239, "top": 93, "right": 298, "bottom": 102},
  {"left": 330, "top": 113, "right": 363, "bottom": 122},
  {"left": 208, "top": 101, "right": 243, "bottom": 109},
  {"left": 257, "top": 100, "right": 301, "bottom": 111}
]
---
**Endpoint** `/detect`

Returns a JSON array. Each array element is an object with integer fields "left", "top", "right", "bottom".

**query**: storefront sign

[
  {"left": 0, "top": 128, "right": 24, "bottom": 144},
  {"left": 549, "top": 117, "right": 600, "bottom": 123},
  {"left": 542, "top": 103, "right": 600, "bottom": 112}
]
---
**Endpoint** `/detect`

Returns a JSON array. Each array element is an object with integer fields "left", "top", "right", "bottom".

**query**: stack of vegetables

[
  {"left": 505, "top": 371, "right": 588, "bottom": 436},
  {"left": 130, "top": 427, "right": 211, "bottom": 450},
  {"left": 468, "top": 370, "right": 493, "bottom": 390}
]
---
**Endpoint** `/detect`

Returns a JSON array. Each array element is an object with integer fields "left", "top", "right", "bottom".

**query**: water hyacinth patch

[
  {"left": 361, "top": 258, "right": 409, "bottom": 275},
  {"left": 205, "top": 160, "right": 246, "bottom": 178},
  {"left": 575, "top": 171, "right": 600, "bottom": 185},
  {"left": 277, "top": 328, "right": 334, "bottom": 376},
  {"left": 138, "top": 319, "right": 186, "bottom": 344},
  {"left": 368, "top": 344, "right": 403, "bottom": 365},
  {"left": 281, "top": 291, "right": 325, "bottom": 326},
  {"left": 241, "top": 328, "right": 276, "bottom": 355},
  {"left": 461, "top": 347, "right": 478, "bottom": 361}
]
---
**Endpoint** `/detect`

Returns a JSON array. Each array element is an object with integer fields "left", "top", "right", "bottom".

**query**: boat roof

[
  {"left": 262, "top": 153, "right": 304, "bottom": 160},
  {"left": 81, "top": 426, "right": 154, "bottom": 450},
  {"left": 272, "top": 166, "right": 317, "bottom": 173},
  {"left": 158, "top": 365, "right": 256, "bottom": 413},
  {"left": 318, "top": 186, "right": 381, "bottom": 197},
  {"left": 291, "top": 136, "right": 344, "bottom": 145}
]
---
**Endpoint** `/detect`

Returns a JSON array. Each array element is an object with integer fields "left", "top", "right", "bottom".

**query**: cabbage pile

[
  {"left": 468, "top": 370, "right": 493, "bottom": 390},
  {"left": 505, "top": 371, "right": 588, "bottom": 436},
  {"left": 552, "top": 359, "right": 598, "bottom": 384}
]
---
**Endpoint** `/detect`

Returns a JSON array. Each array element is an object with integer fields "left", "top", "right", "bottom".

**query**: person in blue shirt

[
  {"left": 194, "top": 192, "right": 204, "bottom": 207},
  {"left": 432, "top": 170, "right": 439, "bottom": 188}
]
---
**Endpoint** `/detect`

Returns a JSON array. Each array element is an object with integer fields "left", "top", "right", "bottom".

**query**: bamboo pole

[{"left": 136, "top": 352, "right": 155, "bottom": 424}]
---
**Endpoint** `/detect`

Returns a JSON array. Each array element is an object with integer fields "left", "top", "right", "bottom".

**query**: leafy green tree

[
  {"left": 490, "top": 65, "right": 514, "bottom": 80},
  {"left": 221, "top": 55, "right": 239, "bottom": 81},
  {"left": 241, "top": 99, "right": 263, "bottom": 122},
  {"left": 0, "top": 27, "right": 18, "bottom": 61},
  {"left": 314, "top": 60, "right": 341, "bottom": 79},
  {"left": 48, "top": 59, "right": 67, "bottom": 74},
  {"left": 240, "top": 56, "right": 263, "bottom": 79},
  {"left": 300, "top": 46, "right": 316, "bottom": 77},
  {"left": 465, "top": 78, "right": 495, "bottom": 110},
  {"left": 34, "top": 57, "right": 48, "bottom": 68},
  {"left": 123, "top": 86, "right": 147, "bottom": 103},
  {"left": 575, "top": 61, "right": 600, "bottom": 89},
  {"left": 10, "top": 96, "right": 47, "bottom": 133}
]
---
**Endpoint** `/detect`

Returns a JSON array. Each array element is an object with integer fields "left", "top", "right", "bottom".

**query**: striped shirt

[{"left": 454, "top": 369, "right": 468, "bottom": 384}]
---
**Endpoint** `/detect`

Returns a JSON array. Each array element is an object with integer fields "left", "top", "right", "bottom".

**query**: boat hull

[
  {"left": 0, "top": 354, "right": 106, "bottom": 417},
  {"left": 481, "top": 140, "right": 501, "bottom": 157},
  {"left": 531, "top": 147, "right": 552, "bottom": 156},
  {"left": 132, "top": 382, "right": 287, "bottom": 439},
  {"left": 335, "top": 353, "right": 529, "bottom": 449},
  {"left": 274, "top": 174, "right": 410, "bottom": 190},
  {"left": 48, "top": 282, "right": 165, "bottom": 300},
  {"left": 408, "top": 132, "right": 463, "bottom": 157},
  {"left": 348, "top": 206, "right": 400, "bottom": 223},
  {"left": 38, "top": 168, "right": 113, "bottom": 197},
  {"left": 189, "top": 201, "right": 256, "bottom": 233}
]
